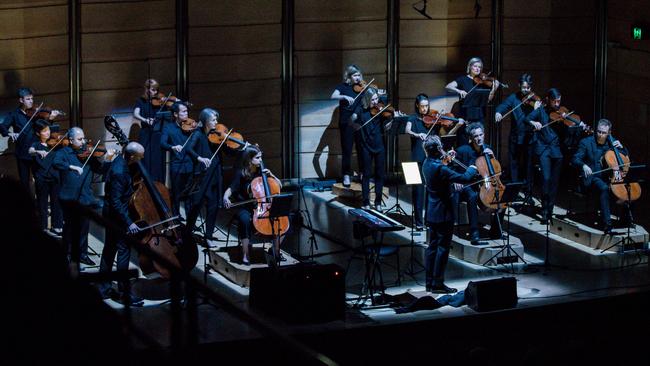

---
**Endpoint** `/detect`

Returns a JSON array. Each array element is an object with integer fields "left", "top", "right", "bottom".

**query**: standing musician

[
  {"left": 0, "top": 87, "right": 62, "bottom": 191},
  {"left": 422, "top": 135, "right": 477, "bottom": 293},
  {"left": 526, "top": 88, "right": 588, "bottom": 223},
  {"left": 133, "top": 79, "right": 166, "bottom": 183},
  {"left": 98, "top": 142, "right": 145, "bottom": 306},
  {"left": 223, "top": 145, "right": 284, "bottom": 265},
  {"left": 445, "top": 57, "right": 500, "bottom": 145},
  {"left": 405, "top": 93, "right": 435, "bottom": 229},
  {"left": 350, "top": 86, "right": 396, "bottom": 210},
  {"left": 27, "top": 120, "right": 63, "bottom": 235},
  {"left": 571, "top": 119, "right": 626, "bottom": 234},
  {"left": 186, "top": 108, "right": 223, "bottom": 241},
  {"left": 53, "top": 127, "right": 114, "bottom": 269},
  {"left": 495, "top": 73, "right": 537, "bottom": 196},
  {"left": 331, "top": 64, "right": 364, "bottom": 187},
  {"left": 451, "top": 122, "right": 504, "bottom": 245},
  {"left": 160, "top": 101, "right": 195, "bottom": 218}
]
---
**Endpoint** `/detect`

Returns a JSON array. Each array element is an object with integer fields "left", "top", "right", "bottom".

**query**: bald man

[{"left": 98, "top": 141, "right": 144, "bottom": 305}]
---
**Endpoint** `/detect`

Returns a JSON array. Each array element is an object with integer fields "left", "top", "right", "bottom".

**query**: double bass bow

[{"left": 104, "top": 115, "right": 198, "bottom": 278}]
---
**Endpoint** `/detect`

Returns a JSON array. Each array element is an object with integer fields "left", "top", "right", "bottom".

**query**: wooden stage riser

[{"left": 550, "top": 219, "right": 649, "bottom": 253}]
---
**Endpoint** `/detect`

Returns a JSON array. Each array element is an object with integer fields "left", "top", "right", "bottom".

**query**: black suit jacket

[
  {"left": 423, "top": 157, "right": 478, "bottom": 224},
  {"left": 571, "top": 135, "right": 626, "bottom": 186}
]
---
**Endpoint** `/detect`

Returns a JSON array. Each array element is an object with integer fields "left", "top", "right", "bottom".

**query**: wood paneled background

[{"left": 1, "top": 0, "right": 647, "bottom": 183}]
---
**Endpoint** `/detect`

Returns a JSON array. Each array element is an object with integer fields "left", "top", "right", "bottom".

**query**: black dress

[{"left": 135, "top": 97, "right": 166, "bottom": 183}]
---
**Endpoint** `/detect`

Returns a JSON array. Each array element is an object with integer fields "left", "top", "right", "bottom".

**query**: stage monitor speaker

[
  {"left": 465, "top": 277, "right": 517, "bottom": 312},
  {"left": 249, "top": 263, "right": 346, "bottom": 323}
]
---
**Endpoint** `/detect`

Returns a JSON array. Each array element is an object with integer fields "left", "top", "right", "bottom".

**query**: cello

[
  {"left": 251, "top": 158, "right": 290, "bottom": 238},
  {"left": 603, "top": 135, "right": 641, "bottom": 204},
  {"left": 104, "top": 115, "right": 198, "bottom": 278},
  {"left": 475, "top": 146, "right": 506, "bottom": 212}
]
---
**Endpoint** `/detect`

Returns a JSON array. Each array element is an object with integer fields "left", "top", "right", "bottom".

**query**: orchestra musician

[
  {"left": 223, "top": 145, "right": 284, "bottom": 265},
  {"left": 0, "top": 87, "right": 62, "bottom": 192},
  {"left": 405, "top": 93, "right": 435, "bottom": 229},
  {"left": 350, "top": 86, "right": 395, "bottom": 210},
  {"left": 186, "top": 108, "right": 223, "bottom": 241},
  {"left": 422, "top": 135, "right": 478, "bottom": 293},
  {"left": 495, "top": 73, "right": 536, "bottom": 197},
  {"left": 52, "top": 127, "right": 114, "bottom": 269},
  {"left": 27, "top": 119, "right": 63, "bottom": 236},
  {"left": 451, "top": 122, "right": 504, "bottom": 245},
  {"left": 160, "top": 101, "right": 195, "bottom": 218},
  {"left": 571, "top": 119, "right": 626, "bottom": 234},
  {"left": 445, "top": 57, "right": 499, "bottom": 145},
  {"left": 97, "top": 141, "right": 145, "bottom": 306},
  {"left": 331, "top": 64, "right": 364, "bottom": 187},
  {"left": 133, "top": 79, "right": 166, "bottom": 183}
]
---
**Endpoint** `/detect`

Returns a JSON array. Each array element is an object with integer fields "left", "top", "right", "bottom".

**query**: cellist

[
  {"left": 98, "top": 141, "right": 145, "bottom": 306},
  {"left": 222, "top": 145, "right": 284, "bottom": 265},
  {"left": 571, "top": 119, "right": 626, "bottom": 234}
]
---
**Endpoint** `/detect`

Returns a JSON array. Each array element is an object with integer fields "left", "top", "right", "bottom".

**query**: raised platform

[
  {"left": 207, "top": 242, "right": 300, "bottom": 288},
  {"left": 550, "top": 216, "right": 649, "bottom": 253},
  {"left": 450, "top": 235, "right": 526, "bottom": 266},
  {"left": 331, "top": 182, "right": 390, "bottom": 204}
]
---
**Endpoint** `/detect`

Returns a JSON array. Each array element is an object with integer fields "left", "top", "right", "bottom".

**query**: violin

[
  {"left": 76, "top": 139, "right": 107, "bottom": 160},
  {"left": 352, "top": 79, "right": 379, "bottom": 94},
  {"left": 181, "top": 117, "right": 198, "bottom": 132},
  {"left": 370, "top": 102, "right": 395, "bottom": 119},
  {"left": 473, "top": 72, "right": 509, "bottom": 89},
  {"left": 251, "top": 158, "right": 290, "bottom": 237},
  {"left": 150, "top": 92, "right": 192, "bottom": 108},
  {"left": 46, "top": 131, "right": 69, "bottom": 149},
  {"left": 24, "top": 106, "right": 66, "bottom": 120},
  {"left": 104, "top": 115, "right": 198, "bottom": 278},
  {"left": 474, "top": 146, "right": 506, "bottom": 212},
  {"left": 603, "top": 135, "right": 641, "bottom": 203},
  {"left": 521, "top": 92, "right": 542, "bottom": 108},
  {"left": 422, "top": 109, "right": 459, "bottom": 129},
  {"left": 549, "top": 106, "right": 593, "bottom": 135},
  {"left": 207, "top": 123, "right": 248, "bottom": 150}
]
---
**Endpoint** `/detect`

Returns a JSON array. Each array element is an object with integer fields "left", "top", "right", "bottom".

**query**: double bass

[
  {"left": 603, "top": 135, "right": 641, "bottom": 204},
  {"left": 104, "top": 115, "right": 197, "bottom": 278},
  {"left": 251, "top": 158, "right": 290, "bottom": 237}
]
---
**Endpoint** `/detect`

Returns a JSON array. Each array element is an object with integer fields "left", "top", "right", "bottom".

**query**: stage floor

[{"left": 82, "top": 183, "right": 650, "bottom": 354}]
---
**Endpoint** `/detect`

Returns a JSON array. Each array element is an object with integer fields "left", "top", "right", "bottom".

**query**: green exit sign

[{"left": 632, "top": 24, "right": 647, "bottom": 40}]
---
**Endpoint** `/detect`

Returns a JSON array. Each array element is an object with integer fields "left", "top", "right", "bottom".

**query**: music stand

[
  {"left": 400, "top": 162, "right": 425, "bottom": 279},
  {"left": 264, "top": 193, "right": 294, "bottom": 267},
  {"left": 482, "top": 182, "right": 527, "bottom": 271},
  {"left": 383, "top": 116, "right": 411, "bottom": 216},
  {"left": 600, "top": 165, "right": 646, "bottom": 253}
]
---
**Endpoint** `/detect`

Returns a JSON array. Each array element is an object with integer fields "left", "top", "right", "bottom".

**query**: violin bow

[
  {"left": 350, "top": 78, "right": 375, "bottom": 105},
  {"left": 156, "top": 92, "right": 173, "bottom": 113},
  {"left": 465, "top": 71, "right": 492, "bottom": 96},
  {"left": 501, "top": 93, "right": 535, "bottom": 120},
  {"left": 540, "top": 110, "right": 575, "bottom": 130},
  {"left": 179, "top": 130, "right": 196, "bottom": 152},
  {"left": 81, "top": 140, "right": 102, "bottom": 170},
  {"left": 15, "top": 102, "right": 44, "bottom": 141},
  {"left": 208, "top": 128, "right": 232, "bottom": 164},
  {"left": 44, "top": 130, "right": 69, "bottom": 157},
  {"left": 357, "top": 103, "right": 392, "bottom": 130},
  {"left": 463, "top": 172, "right": 503, "bottom": 189},
  {"left": 424, "top": 109, "right": 444, "bottom": 139}
]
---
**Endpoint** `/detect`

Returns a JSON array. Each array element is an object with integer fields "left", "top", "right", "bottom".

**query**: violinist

[
  {"left": 0, "top": 87, "right": 62, "bottom": 191},
  {"left": 186, "top": 108, "right": 223, "bottom": 241},
  {"left": 571, "top": 119, "right": 627, "bottom": 234},
  {"left": 525, "top": 88, "right": 567, "bottom": 223},
  {"left": 494, "top": 73, "right": 537, "bottom": 196},
  {"left": 404, "top": 93, "right": 435, "bottom": 229},
  {"left": 98, "top": 141, "right": 145, "bottom": 306},
  {"left": 331, "top": 64, "right": 364, "bottom": 187},
  {"left": 53, "top": 127, "right": 115, "bottom": 269},
  {"left": 27, "top": 119, "right": 63, "bottom": 236},
  {"left": 445, "top": 57, "right": 499, "bottom": 145},
  {"left": 223, "top": 145, "right": 284, "bottom": 265},
  {"left": 422, "top": 136, "right": 478, "bottom": 293},
  {"left": 350, "top": 86, "right": 396, "bottom": 210},
  {"left": 133, "top": 79, "right": 166, "bottom": 182},
  {"left": 160, "top": 101, "right": 195, "bottom": 218},
  {"left": 451, "top": 122, "right": 504, "bottom": 245}
]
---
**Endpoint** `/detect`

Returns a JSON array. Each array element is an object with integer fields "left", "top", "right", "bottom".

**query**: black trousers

[
  {"left": 61, "top": 200, "right": 90, "bottom": 263},
  {"left": 538, "top": 154, "right": 563, "bottom": 215},
  {"left": 98, "top": 212, "right": 131, "bottom": 297},
  {"left": 358, "top": 146, "right": 385, "bottom": 206},
  {"left": 169, "top": 169, "right": 192, "bottom": 218},
  {"left": 509, "top": 138, "right": 534, "bottom": 193},
  {"left": 16, "top": 158, "right": 33, "bottom": 194},
  {"left": 453, "top": 187, "right": 505, "bottom": 239},
  {"left": 425, "top": 221, "right": 454, "bottom": 287},
  {"left": 411, "top": 161, "right": 425, "bottom": 226},
  {"left": 339, "top": 121, "right": 355, "bottom": 176},
  {"left": 235, "top": 208, "right": 253, "bottom": 240},
  {"left": 191, "top": 171, "right": 222, "bottom": 238},
  {"left": 35, "top": 178, "right": 63, "bottom": 230},
  {"left": 139, "top": 128, "right": 166, "bottom": 183},
  {"left": 587, "top": 177, "right": 611, "bottom": 226}
]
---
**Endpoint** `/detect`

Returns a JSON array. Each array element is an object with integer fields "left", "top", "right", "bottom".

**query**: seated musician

[
  {"left": 52, "top": 127, "right": 115, "bottom": 270},
  {"left": 451, "top": 122, "right": 504, "bottom": 245},
  {"left": 350, "top": 86, "right": 396, "bottom": 210},
  {"left": 160, "top": 101, "right": 195, "bottom": 218},
  {"left": 422, "top": 136, "right": 477, "bottom": 293},
  {"left": 28, "top": 119, "right": 63, "bottom": 235},
  {"left": 223, "top": 145, "right": 284, "bottom": 265},
  {"left": 571, "top": 119, "right": 626, "bottom": 234},
  {"left": 186, "top": 108, "right": 223, "bottom": 241},
  {"left": 445, "top": 57, "right": 499, "bottom": 145},
  {"left": 98, "top": 142, "right": 145, "bottom": 306}
]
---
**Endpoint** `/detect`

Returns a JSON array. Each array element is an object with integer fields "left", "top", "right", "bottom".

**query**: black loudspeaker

[
  {"left": 249, "top": 263, "right": 346, "bottom": 323},
  {"left": 465, "top": 277, "right": 518, "bottom": 312}
]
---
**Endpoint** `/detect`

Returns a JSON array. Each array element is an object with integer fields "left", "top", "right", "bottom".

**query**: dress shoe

[
  {"left": 242, "top": 257, "right": 250, "bottom": 265},
  {"left": 343, "top": 175, "right": 351, "bottom": 187},
  {"left": 50, "top": 227, "right": 63, "bottom": 236},
  {"left": 113, "top": 292, "right": 144, "bottom": 307},
  {"left": 80, "top": 256, "right": 96, "bottom": 266},
  {"left": 429, "top": 284, "right": 458, "bottom": 294}
]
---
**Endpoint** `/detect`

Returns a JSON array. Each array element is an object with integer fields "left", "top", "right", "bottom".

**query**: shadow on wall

[{"left": 311, "top": 105, "right": 355, "bottom": 179}]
